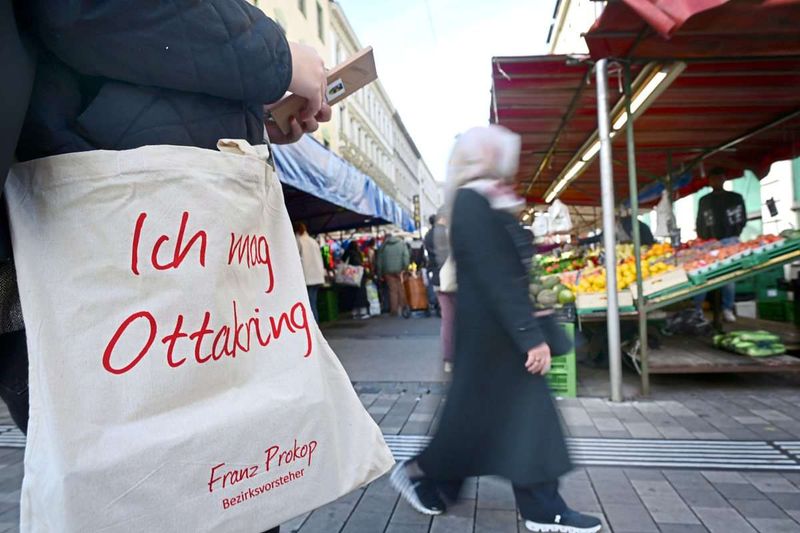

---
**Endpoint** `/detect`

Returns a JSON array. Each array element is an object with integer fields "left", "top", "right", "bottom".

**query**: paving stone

[
  {"left": 592, "top": 417, "right": 627, "bottom": 432},
  {"left": 389, "top": 498, "right": 433, "bottom": 526},
  {"left": 385, "top": 523, "right": 432, "bottom": 533},
  {"left": 676, "top": 487, "right": 731, "bottom": 510},
  {"left": 477, "top": 476, "right": 516, "bottom": 511},
  {"left": 728, "top": 498, "right": 790, "bottom": 519},
  {"left": 657, "top": 525, "right": 710, "bottom": 533},
  {"left": 663, "top": 471, "right": 711, "bottom": 490},
  {"left": 744, "top": 473, "right": 800, "bottom": 494},
  {"left": 623, "top": 421, "right": 662, "bottom": 438},
  {"left": 747, "top": 518, "right": 800, "bottom": 533},
  {"left": 767, "top": 493, "right": 800, "bottom": 512},
  {"left": 693, "top": 507, "right": 757, "bottom": 533},
  {"left": 630, "top": 479, "right": 699, "bottom": 525},
  {"left": 702, "top": 471, "right": 750, "bottom": 485},
  {"left": 713, "top": 483, "right": 767, "bottom": 501},
  {"left": 429, "top": 514, "right": 473, "bottom": 533},
  {"left": 624, "top": 469, "right": 666, "bottom": 482},
  {"left": 298, "top": 501, "right": 359, "bottom": 533},
  {"left": 475, "top": 508, "right": 517, "bottom": 533},
  {"left": 601, "top": 502, "right": 659, "bottom": 532}
]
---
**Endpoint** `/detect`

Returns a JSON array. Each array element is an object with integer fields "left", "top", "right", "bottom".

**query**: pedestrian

[
  {"left": 4, "top": 3, "right": 334, "bottom": 532},
  {"left": 426, "top": 212, "right": 456, "bottom": 373},
  {"left": 693, "top": 167, "right": 747, "bottom": 322},
  {"left": 390, "top": 126, "right": 602, "bottom": 533},
  {"left": 295, "top": 222, "right": 326, "bottom": 322},
  {"left": 377, "top": 232, "right": 410, "bottom": 316},
  {"left": 342, "top": 241, "right": 370, "bottom": 319},
  {"left": 422, "top": 215, "right": 440, "bottom": 312}
]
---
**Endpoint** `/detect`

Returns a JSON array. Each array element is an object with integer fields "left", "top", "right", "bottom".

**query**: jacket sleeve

[
  {"left": 402, "top": 245, "right": 410, "bottom": 270},
  {"left": 26, "top": 0, "right": 292, "bottom": 104},
  {"left": 451, "top": 189, "right": 544, "bottom": 354},
  {"left": 696, "top": 197, "right": 709, "bottom": 240},
  {"left": 433, "top": 226, "right": 450, "bottom": 264},
  {"left": 735, "top": 193, "right": 747, "bottom": 237}
]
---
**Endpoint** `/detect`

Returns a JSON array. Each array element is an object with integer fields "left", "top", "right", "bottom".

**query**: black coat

[
  {"left": 418, "top": 189, "right": 572, "bottom": 486},
  {"left": 696, "top": 190, "right": 747, "bottom": 240},
  {"left": 14, "top": 0, "right": 292, "bottom": 162}
]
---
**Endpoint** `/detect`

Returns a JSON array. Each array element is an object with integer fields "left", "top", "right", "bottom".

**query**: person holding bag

[
  {"left": 4, "top": 2, "right": 393, "bottom": 532},
  {"left": 390, "top": 126, "right": 602, "bottom": 533}
]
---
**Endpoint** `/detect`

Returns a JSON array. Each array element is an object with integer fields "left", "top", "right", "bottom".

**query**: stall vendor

[{"left": 694, "top": 168, "right": 747, "bottom": 323}]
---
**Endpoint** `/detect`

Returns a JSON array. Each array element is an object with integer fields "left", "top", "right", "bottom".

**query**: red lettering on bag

[
  {"left": 290, "top": 302, "right": 312, "bottom": 358},
  {"left": 161, "top": 314, "right": 188, "bottom": 368},
  {"left": 102, "top": 311, "right": 157, "bottom": 375},
  {"left": 228, "top": 233, "right": 275, "bottom": 293},
  {"left": 150, "top": 211, "right": 207, "bottom": 271},
  {"left": 131, "top": 212, "right": 147, "bottom": 275}
]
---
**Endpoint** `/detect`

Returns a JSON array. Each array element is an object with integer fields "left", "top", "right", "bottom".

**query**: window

[
  {"left": 298, "top": 0, "right": 306, "bottom": 17},
  {"left": 317, "top": 2, "right": 325, "bottom": 42}
]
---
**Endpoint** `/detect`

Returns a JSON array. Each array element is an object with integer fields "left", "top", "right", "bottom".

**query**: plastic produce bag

[{"left": 547, "top": 200, "right": 573, "bottom": 233}]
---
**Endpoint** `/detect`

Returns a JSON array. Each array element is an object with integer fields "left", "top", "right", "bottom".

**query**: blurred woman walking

[{"left": 390, "top": 126, "right": 601, "bottom": 533}]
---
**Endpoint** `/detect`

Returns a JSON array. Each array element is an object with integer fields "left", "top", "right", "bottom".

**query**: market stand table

[{"left": 491, "top": 0, "right": 800, "bottom": 400}]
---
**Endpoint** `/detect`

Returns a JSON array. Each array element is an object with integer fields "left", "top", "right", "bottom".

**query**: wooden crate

[
  {"left": 576, "top": 290, "right": 635, "bottom": 315},
  {"left": 629, "top": 268, "right": 690, "bottom": 301}
]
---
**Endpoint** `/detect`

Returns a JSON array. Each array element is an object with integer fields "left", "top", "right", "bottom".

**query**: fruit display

[
  {"left": 713, "top": 331, "right": 786, "bottom": 357},
  {"left": 531, "top": 233, "right": 793, "bottom": 299},
  {"left": 681, "top": 234, "right": 785, "bottom": 274}
]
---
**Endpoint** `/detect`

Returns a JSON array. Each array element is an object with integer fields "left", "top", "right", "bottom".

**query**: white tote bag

[{"left": 5, "top": 140, "right": 394, "bottom": 532}]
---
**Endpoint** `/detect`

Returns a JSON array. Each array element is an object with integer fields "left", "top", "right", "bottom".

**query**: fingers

[
  {"left": 300, "top": 88, "right": 323, "bottom": 121},
  {"left": 540, "top": 357, "right": 551, "bottom": 376},
  {"left": 300, "top": 117, "right": 319, "bottom": 134},
  {"left": 316, "top": 102, "right": 333, "bottom": 123}
]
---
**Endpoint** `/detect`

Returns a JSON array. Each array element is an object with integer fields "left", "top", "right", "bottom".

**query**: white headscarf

[{"left": 443, "top": 125, "right": 524, "bottom": 219}]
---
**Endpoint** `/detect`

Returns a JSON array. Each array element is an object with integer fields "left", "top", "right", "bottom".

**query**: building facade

[
  {"left": 252, "top": 0, "right": 339, "bottom": 150},
  {"left": 252, "top": 0, "right": 441, "bottom": 229}
]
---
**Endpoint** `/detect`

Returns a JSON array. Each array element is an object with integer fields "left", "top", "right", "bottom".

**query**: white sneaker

[
  {"left": 444, "top": 362, "right": 453, "bottom": 373},
  {"left": 723, "top": 309, "right": 737, "bottom": 323}
]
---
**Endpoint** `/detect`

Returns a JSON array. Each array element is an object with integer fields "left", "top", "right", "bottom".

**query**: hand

[
  {"left": 287, "top": 42, "right": 327, "bottom": 121},
  {"left": 525, "top": 343, "right": 551, "bottom": 375},
  {"left": 264, "top": 102, "right": 332, "bottom": 145}
]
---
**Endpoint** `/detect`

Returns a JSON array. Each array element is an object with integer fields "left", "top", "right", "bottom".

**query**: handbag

[
  {"left": 334, "top": 258, "right": 365, "bottom": 287},
  {"left": 5, "top": 140, "right": 393, "bottom": 532},
  {"left": 438, "top": 256, "right": 457, "bottom": 293}
]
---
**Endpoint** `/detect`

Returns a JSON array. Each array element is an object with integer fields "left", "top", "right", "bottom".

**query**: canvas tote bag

[{"left": 5, "top": 140, "right": 394, "bottom": 532}]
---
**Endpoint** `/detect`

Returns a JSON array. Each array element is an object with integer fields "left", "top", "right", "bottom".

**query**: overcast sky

[{"left": 338, "top": 0, "right": 553, "bottom": 182}]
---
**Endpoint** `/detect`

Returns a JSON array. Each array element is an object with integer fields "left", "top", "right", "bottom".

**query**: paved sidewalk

[{"left": 0, "top": 316, "right": 799, "bottom": 532}]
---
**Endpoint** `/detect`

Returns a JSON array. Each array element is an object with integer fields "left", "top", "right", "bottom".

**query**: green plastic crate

[
  {"left": 757, "top": 301, "right": 795, "bottom": 323},
  {"left": 547, "top": 323, "right": 577, "bottom": 397},
  {"left": 317, "top": 288, "right": 339, "bottom": 323}
]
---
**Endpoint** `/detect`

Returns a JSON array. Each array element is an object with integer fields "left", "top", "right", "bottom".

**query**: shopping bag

[
  {"left": 334, "top": 260, "right": 365, "bottom": 287},
  {"left": 439, "top": 256, "right": 458, "bottom": 293},
  {"left": 366, "top": 281, "right": 381, "bottom": 316},
  {"left": 547, "top": 199, "right": 573, "bottom": 233},
  {"left": 5, "top": 140, "right": 394, "bottom": 533}
]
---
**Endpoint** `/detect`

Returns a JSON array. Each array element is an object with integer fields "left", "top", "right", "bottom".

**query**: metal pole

[
  {"left": 624, "top": 64, "right": 649, "bottom": 396},
  {"left": 596, "top": 59, "right": 623, "bottom": 403}
]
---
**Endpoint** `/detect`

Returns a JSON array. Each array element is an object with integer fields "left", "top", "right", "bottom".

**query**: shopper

[
  {"left": 377, "top": 233, "right": 410, "bottom": 316},
  {"left": 295, "top": 222, "right": 326, "bottom": 322},
  {"left": 427, "top": 213, "right": 456, "bottom": 372},
  {"left": 342, "top": 241, "right": 370, "bottom": 319},
  {"left": 694, "top": 168, "right": 747, "bottom": 322},
  {"left": 4, "top": 3, "right": 333, "bottom": 532},
  {"left": 390, "top": 126, "right": 602, "bottom": 533}
]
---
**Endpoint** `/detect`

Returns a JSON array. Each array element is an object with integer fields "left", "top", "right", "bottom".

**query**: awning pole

[
  {"left": 624, "top": 64, "right": 649, "bottom": 396},
  {"left": 596, "top": 58, "right": 623, "bottom": 403}
]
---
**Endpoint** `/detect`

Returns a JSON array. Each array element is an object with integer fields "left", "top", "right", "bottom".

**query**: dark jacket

[
  {"left": 696, "top": 189, "right": 747, "bottom": 240},
  {"left": 418, "top": 189, "right": 571, "bottom": 486},
  {"left": 423, "top": 223, "right": 449, "bottom": 287},
  {"left": 15, "top": 0, "right": 292, "bottom": 162}
]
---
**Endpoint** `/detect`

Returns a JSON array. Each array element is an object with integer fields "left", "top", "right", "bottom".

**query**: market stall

[
  {"left": 274, "top": 135, "right": 415, "bottom": 234},
  {"left": 492, "top": 0, "right": 800, "bottom": 400}
]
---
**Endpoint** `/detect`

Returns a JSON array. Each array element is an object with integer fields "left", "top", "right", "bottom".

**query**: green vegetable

[{"left": 537, "top": 289, "right": 558, "bottom": 308}]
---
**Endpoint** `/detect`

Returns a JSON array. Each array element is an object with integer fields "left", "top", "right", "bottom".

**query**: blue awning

[
  {"left": 273, "top": 135, "right": 415, "bottom": 234},
  {"left": 622, "top": 171, "right": 693, "bottom": 208}
]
